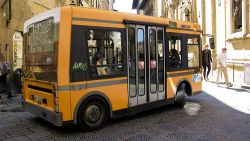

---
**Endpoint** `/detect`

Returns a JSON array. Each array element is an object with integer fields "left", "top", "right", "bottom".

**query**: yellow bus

[{"left": 22, "top": 6, "right": 202, "bottom": 131}]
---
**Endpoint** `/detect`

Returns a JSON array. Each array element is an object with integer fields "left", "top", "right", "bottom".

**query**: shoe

[
  {"left": 215, "top": 83, "right": 219, "bottom": 86},
  {"left": 7, "top": 95, "right": 13, "bottom": 99},
  {"left": 226, "top": 84, "right": 233, "bottom": 88}
]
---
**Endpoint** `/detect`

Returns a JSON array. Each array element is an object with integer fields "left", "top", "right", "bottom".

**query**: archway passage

[{"left": 13, "top": 32, "right": 23, "bottom": 71}]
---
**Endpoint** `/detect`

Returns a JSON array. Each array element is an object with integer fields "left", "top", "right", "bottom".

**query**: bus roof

[
  {"left": 70, "top": 6, "right": 200, "bottom": 32},
  {"left": 24, "top": 8, "right": 60, "bottom": 33},
  {"left": 24, "top": 6, "right": 201, "bottom": 33}
]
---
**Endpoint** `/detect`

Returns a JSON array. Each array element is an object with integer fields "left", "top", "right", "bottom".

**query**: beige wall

[
  {"left": 0, "top": 0, "right": 65, "bottom": 63},
  {"left": 247, "top": 0, "right": 250, "bottom": 33},
  {"left": 68, "top": 0, "right": 114, "bottom": 10},
  {"left": 0, "top": 0, "right": 32, "bottom": 62},
  {"left": 1, "top": 0, "right": 113, "bottom": 66},
  {"left": 29, "top": 0, "right": 66, "bottom": 16},
  {"left": 225, "top": 0, "right": 250, "bottom": 61},
  {"left": 134, "top": 0, "right": 197, "bottom": 22},
  {"left": 216, "top": 0, "right": 226, "bottom": 50},
  {"left": 198, "top": 0, "right": 250, "bottom": 62}
]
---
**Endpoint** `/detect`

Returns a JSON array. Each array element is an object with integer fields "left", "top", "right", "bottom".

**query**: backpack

[{"left": 1, "top": 62, "right": 11, "bottom": 75}]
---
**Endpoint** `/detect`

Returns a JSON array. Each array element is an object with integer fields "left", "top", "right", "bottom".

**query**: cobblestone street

[{"left": 0, "top": 81, "right": 250, "bottom": 141}]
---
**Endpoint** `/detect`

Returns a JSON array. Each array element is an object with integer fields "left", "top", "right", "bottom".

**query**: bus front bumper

[{"left": 22, "top": 101, "right": 63, "bottom": 127}]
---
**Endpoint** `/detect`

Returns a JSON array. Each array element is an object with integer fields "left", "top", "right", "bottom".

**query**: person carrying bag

[{"left": 0, "top": 54, "right": 12, "bottom": 99}]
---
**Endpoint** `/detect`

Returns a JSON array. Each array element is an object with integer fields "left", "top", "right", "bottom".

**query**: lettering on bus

[
  {"left": 181, "top": 25, "right": 191, "bottom": 29},
  {"left": 73, "top": 62, "right": 87, "bottom": 71}
]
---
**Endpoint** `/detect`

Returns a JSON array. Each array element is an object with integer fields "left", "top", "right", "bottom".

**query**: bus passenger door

[
  {"left": 148, "top": 26, "right": 165, "bottom": 102},
  {"left": 127, "top": 25, "right": 147, "bottom": 107}
]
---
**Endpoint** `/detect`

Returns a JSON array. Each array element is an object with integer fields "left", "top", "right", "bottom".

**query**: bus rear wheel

[
  {"left": 77, "top": 97, "right": 109, "bottom": 131},
  {"left": 175, "top": 83, "right": 186, "bottom": 108}
]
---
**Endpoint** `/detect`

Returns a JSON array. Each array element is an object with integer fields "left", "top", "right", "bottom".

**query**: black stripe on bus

[
  {"left": 58, "top": 79, "right": 127, "bottom": 91},
  {"left": 167, "top": 70, "right": 195, "bottom": 78},
  {"left": 123, "top": 20, "right": 168, "bottom": 27},
  {"left": 167, "top": 27, "right": 202, "bottom": 32},
  {"left": 28, "top": 85, "right": 53, "bottom": 93},
  {"left": 72, "top": 17, "right": 122, "bottom": 25}
]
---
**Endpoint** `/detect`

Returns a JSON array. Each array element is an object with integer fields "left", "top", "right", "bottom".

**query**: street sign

[{"left": 244, "top": 63, "right": 250, "bottom": 83}]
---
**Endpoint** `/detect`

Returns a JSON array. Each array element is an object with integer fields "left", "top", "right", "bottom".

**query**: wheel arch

[
  {"left": 73, "top": 91, "right": 113, "bottom": 124},
  {"left": 175, "top": 78, "right": 192, "bottom": 97}
]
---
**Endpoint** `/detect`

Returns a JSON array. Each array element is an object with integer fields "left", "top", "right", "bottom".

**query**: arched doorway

[{"left": 12, "top": 32, "right": 23, "bottom": 71}]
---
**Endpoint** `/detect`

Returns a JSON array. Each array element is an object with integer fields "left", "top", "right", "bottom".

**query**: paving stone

[
  {"left": 28, "top": 126, "right": 50, "bottom": 133},
  {"left": 8, "top": 128, "right": 33, "bottom": 138},
  {"left": 26, "top": 131, "right": 51, "bottom": 140},
  {"left": 2, "top": 136, "right": 31, "bottom": 141},
  {"left": 30, "top": 136, "right": 55, "bottom": 141},
  {"left": 1, "top": 81, "right": 250, "bottom": 141},
  {"left": 121, "top": 134, "right": 154, "bottom": 141}
]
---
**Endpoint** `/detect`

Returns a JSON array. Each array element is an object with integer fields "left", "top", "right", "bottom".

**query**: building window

[
  {"left": 232, "top": 0, "right": 242, "bottom": 32},
  {"left": 1, "top": 0, "right": 11, "bottom": 26},
  {"left": 144, "top": 2, "right": 154, "bottom": 16}
]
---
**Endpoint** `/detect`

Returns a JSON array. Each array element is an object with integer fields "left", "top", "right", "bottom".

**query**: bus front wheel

[
  {"left": 175, "top": 83, "right": 186, "bottom": 108},
  {"left": 77, "top": 97, "right": 109, "bottom": 131}
]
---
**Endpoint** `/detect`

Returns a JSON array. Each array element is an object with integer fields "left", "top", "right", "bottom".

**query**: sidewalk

[
  {"left": 0, "top": 93, "right": 23, "bottom": 112},
  {"left": 208, "top": 68, "right": 250, "bottom": 89}
]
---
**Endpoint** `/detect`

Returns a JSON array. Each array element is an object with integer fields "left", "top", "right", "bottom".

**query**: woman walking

[{"left": 202, "top": 43, "right": 212, "bottom": 81}]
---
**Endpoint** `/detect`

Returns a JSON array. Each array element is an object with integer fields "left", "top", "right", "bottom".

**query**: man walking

[
  {"left": 216, "top": 47, "right": 233, "bottom": 87},
  {"left": 0, "top": 54, "right": 12, "bottom": 99},
  {"left": 202, "top": 43, "right": 212, "bottom": 81}
]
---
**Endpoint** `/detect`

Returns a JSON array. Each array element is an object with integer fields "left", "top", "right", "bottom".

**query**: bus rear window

[
  {"left": 27, "top": 17, "right": 55, "bottom": 54},
  {"left": 23, "top": 17, "right": 59, "bottom": 82}
]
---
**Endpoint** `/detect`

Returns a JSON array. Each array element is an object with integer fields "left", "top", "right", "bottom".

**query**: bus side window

[
  {"left": 169, "top": 36, "right": 182, "bottom": 70},
  {"left": 87, "top": 29, "right": 123, "bottom": 77},
  {"left": 187, "top": 37, "right": 200, "bottom": 68}
]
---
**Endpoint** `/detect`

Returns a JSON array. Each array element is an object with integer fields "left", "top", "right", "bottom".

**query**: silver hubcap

[{"left": 86, "top": 105, "right": 101, "bottom": 123}]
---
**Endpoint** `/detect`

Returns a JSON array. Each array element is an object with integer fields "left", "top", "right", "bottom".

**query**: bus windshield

[{"left": 23, "top": 17, "right": 59, "bottom": 82}]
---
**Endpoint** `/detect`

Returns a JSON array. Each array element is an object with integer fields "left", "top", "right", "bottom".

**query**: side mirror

[{"left": 209, "top": 38, "right": 215, "bottom": 49}]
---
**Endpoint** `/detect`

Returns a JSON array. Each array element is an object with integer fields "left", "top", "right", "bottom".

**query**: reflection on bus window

[
  {"left": 187, "top": 37, "right": 199, "bottom": 68},
  {"left": 149, "top": 29, "right": 157, "bottom": 93},
  {"left": 24, "top": 18, "right": 59, "bottom": 82},
  {"left": 87, "top": 30, "right": 122, "bottom": 77},
  {"left": 128, "top": 27, "right": 136, "bottom": 97},
  {"left": 27, "top": 18, "right": 55, "bottom": 53},
  {"left": 169, "top": 36, "right": 181, "bottom": 70},
  {"left": 92, "top": 52, "right": 107, "bottom": 75},
  {"left": 137, "top": 28, "right": 145, "bottom": 96},
  {"left": 158, "top": 30, "right": 164, "bottom": 92}
]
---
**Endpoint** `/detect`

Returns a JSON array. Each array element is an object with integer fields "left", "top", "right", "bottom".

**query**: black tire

[
  {"left": 77, "top": 96, "right": 109, "bottom": 131},
  {"left": 175, "top": 83, "right": 186, "bottom": 108}
]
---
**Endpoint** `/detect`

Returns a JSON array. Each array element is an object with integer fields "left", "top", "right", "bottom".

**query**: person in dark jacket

[
  {"left": 0, "top": 53, "right": 12, "bottom": 99},
  {"left": 202, "top": 43, "right": 212, "bottom": 81}
]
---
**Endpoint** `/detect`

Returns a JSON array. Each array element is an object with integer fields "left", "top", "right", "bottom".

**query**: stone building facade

[
  {"left": 197, "top": 0, "right": 250, "bottom": 69},
  {"left": 0, "top": 0, "right": 65, "bottom": 70},
  {"left": 133, "top": 0, "right": 250, "bottom": 67},
  {"left": 0, "top": 0, "right": 114, "bottom": 71},
  {"left": 67, "top": 0, "right": 114, "bottom": 10},
  {"left": 132, "top": 0, "right": 197, "bottom": 22}
]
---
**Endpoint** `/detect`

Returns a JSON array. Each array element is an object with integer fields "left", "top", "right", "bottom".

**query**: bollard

[{"left": 233, "top": 62, "right": 235, "bottom": 82}]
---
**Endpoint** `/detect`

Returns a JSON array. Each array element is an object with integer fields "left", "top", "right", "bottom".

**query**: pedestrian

[
  {"left": 0, "top": 53, "right": 12, "bottom": 99},
  {"left": 216, "top": 47, "right": 233, "bottom": 87},
  {"left": 202, "top": 43, "right": 212, "bottom": 81}
]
